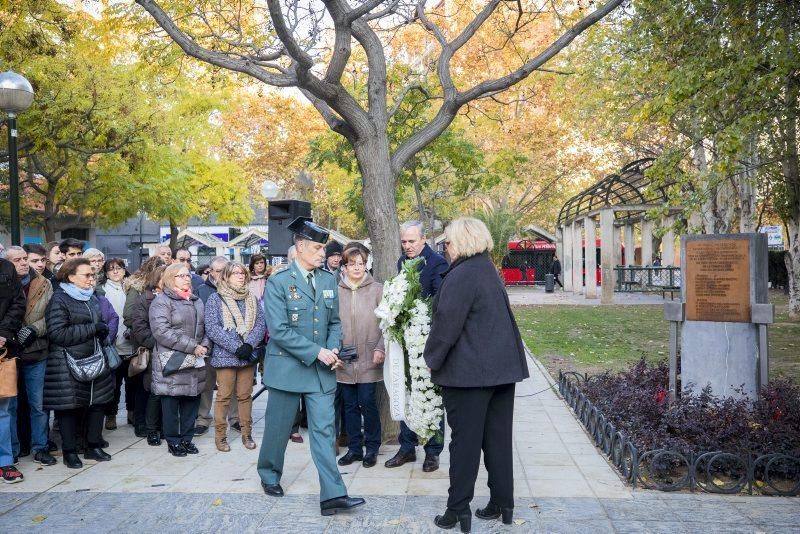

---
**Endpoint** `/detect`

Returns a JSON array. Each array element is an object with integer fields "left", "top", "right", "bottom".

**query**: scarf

[
  {"left": 216, "top": 279, "right": 257, "bottom": 337},
  {"left": 20, "top": 273, "right": 31, "bottom": 287},
  {"left": 175, "top": 288, "right": 193, "bottom": 300},
  {"left": 61, "top": 282, "right": 94, "bottom": 301}
]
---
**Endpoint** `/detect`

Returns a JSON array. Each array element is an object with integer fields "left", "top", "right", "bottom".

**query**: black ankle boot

[
  {"left": 434, "top": 509, "right": 471, "bottom": 532},
  {"left": 475, "top": 502, "right": 513, "bottom": 524}
]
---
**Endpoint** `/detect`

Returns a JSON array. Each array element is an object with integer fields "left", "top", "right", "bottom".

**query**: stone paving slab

[
  {"left": 1, "top": 353, "right": 797, "bottom": 532},
  {"left": 1, "top": 492, "right": 798, "bottom": 533}
]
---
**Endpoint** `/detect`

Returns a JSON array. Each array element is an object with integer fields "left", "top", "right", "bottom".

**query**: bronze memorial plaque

[{"left": 685, "top": 239, "right": 751, "bottom": 322}]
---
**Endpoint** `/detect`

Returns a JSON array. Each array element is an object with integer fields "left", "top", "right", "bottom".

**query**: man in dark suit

[{"left": 384, "top": 220, "right": 448, "bottom": 473}]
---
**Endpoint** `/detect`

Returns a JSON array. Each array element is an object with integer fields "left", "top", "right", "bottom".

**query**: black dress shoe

[
  {"left": 168, "top": 443, "right": 187, "bottom": 457},
  {"left": 261, "top": 482, "right": 284, "bottom": 497},
  {"left": 475, "top": 502, "right": 513, "bottom": 524},
  {"left": 434, "top": 509, "right": 471, "bottom": 532},
  {"left": 180, "top": 441, "right": 199, "bottom": 454},
  {"left": 337, "top": 451, "right": 363, "bottom": 466},
  {"left": 320, "top": 495, "right": 366, "bottom": 516},
  {"left": 362, "top": 454, "right": 377, "bottom": 468},
  {"left": 84, "top": 448, "right": 112, "bottom": 461},
  {"left": 384, "top": 450, "right": 416, "bottom": 468},
  {"left": 147, "top": 432, "right": 161, "bottom": 446},
  {"left": 194, "top": 425, "right": 209, "bottom": 436},
  {"left": 63, "top": 452, "right": 83, "bottom": 469},
  {"left": 422, "top": 454, "right": 440, "bottom": 472}
]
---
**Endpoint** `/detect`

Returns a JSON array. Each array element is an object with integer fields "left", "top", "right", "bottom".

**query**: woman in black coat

[
  {"left": 44, "top": 258, "right": 114, "bottom": 468},
  {"left": 129, "top": 265, "right": 166, "bottom": 446},
  {"left": 424, "top": 217, "right": 529, "bottom": 532}
]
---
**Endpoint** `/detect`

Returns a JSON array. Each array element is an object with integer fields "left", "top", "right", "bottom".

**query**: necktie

[{"left": 306, "top": 272, "right": 315, "bottom": 297}]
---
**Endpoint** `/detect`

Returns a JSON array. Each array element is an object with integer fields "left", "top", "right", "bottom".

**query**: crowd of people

[{"left": 0, "top": 217, "right": 528, "bottom": 529}]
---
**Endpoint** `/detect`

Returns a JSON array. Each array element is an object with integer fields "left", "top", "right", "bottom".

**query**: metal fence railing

[{"left": 615, "top": 266, "right": 681, "bottom": 293}]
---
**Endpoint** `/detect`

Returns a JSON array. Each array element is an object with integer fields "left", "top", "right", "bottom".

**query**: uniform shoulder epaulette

[{"left": 271, "top": 266, "right": 292, "bottom": 278}]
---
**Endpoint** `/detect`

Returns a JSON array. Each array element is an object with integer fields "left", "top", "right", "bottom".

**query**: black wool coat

[
  {"left": 0, "top": 258, "right": 26, "bottom": 350},
  {"left": 43, "top": 290, "right": 114, "bottom": 411},
  {"left": 423, "top": 253, "right": 530, "bottom": 388}
]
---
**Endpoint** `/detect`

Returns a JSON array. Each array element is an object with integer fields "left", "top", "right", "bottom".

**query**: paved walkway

[
  {"left": 1, "top": 356, "right": 797, "bottom": 533},
  {"left": 507, "top": 286, "right": 669, "bottom": 306}
]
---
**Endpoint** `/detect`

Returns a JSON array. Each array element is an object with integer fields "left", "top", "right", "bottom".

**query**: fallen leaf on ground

[
  {"left": 32, "top": 516, "right": 46, "bottom": 523},
  {"left": 212, "top": 498, "right": 223, "bottom": 506},
  {"left": 514, "top": 519, "right": 527, "bottom": 525}
]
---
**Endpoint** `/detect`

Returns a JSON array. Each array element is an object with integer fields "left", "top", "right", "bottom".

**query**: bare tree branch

[{"left": 135, "top": 0, "right": 297, "bottom": 87}]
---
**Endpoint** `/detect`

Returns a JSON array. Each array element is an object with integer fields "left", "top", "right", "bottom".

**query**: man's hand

[
  {"left": 0, "top": 336, "right": 5, "bottom": 348},
  {"left": 193, "top": 345, "right": 208, "bottom": 357},
  {"left": 318, "top": 347, "right": 343, "bottom": 370},
  {"left": 373, "top": 351, "right": 385, "bottom": 364}
]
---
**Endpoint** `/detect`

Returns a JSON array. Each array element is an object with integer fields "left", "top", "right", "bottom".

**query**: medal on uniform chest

[
  {"left": 291, "top": 313, "right": 299, "bottom": 322},
  {"left": 288, "top": 285, "right": 301, "bottom": 300},
  {"left": 323, "top": 289, "right": 334, "bottom": 299}
]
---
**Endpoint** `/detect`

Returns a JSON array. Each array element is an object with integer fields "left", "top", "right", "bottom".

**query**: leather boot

[
  {"left": 215, "top": 434, "right": 231, "bottom": 452},
  {"left": 242, "top": 434, "right": 256, "bottom": 450}
]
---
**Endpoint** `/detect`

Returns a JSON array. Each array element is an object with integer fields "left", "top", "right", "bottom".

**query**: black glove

[
  {"left": 234, "top": 343, "right": 254, "bottom": 360},
  {"left": 94, "top": 322, "right": 109, "bottom": 340},
  {"left": 16, "top": 326, "right": 38, "bottom": 348}
]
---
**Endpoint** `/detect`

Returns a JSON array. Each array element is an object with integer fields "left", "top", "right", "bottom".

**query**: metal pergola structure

[{"left": 557, "top": 158, "right": 680, "bottom": 226}]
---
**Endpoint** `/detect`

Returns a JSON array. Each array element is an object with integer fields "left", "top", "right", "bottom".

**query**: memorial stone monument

[{"left": 664, "top": 233, "right": 773, "bottom": 400}]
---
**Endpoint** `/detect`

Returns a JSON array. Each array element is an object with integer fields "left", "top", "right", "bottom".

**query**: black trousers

[
  {"left": 441, "top": 383, "right": 516, "bottom": 513},
  {"left": 161, "top": 395, "right": 200, "bottom": 446},
  {"left": 56, "top": 406, "right": 105, "bottom": 453},
  {"left": 105, "top": 359, "right": 134, "bottom": 416},
  {"left": 553, "top": 274, "right": 563, "bottom": 288}
]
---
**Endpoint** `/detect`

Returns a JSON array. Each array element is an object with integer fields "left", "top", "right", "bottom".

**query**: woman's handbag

[
  {"left": 0, "top": 348, "right": 18, "bottom": 399},
  {"left": 65, "top": 338, "right": 108, "bottom": 383},
  {"left": 158, "top": 350, "right": 198, "bottom": 376},
  {"left": 128, "top": 346, "right": 150, "bottom": 377},
  {"left": 104, "top": 344, "right": 123, "bottom": 370}
]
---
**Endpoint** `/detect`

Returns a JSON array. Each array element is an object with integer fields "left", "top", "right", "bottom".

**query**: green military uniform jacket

[{"left": 263, "top": 261, "right": 341, "bottom": 394}]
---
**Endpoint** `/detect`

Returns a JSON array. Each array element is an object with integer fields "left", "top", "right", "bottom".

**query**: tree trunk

[
  {"left": 738, "top": 135, "right": 758, "bottom": 233},
  {"left": 169, "top": 218, "right": 179, "bottom": 253},
  {"left": 355, "top": 137, "right": 401, "bottom": 283},
  {"left": 786, "top": 216, "right": 800, "bottom": 319},
  {"left": 354, "top": 136, "right": 401, "bottom": 440}
]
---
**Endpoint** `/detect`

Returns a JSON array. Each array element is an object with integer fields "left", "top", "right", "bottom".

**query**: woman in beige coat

[{"left": 335, "top": 243, "right": 385, "bottom": 469}]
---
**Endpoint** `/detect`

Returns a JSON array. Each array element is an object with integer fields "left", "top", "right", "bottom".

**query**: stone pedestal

[
  {"left": 678, "top": 233, "right": 770, "bottom": 399},
  {"left": 600, "top": 209, "right": 615, "bottom": 304}
]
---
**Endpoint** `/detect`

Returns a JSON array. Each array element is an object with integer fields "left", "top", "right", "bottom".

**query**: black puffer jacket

[
  {"left": 130, "top": 289, "right": 157, "bottom": 391},
  {"left": 43, "top": 289, "right": 114, "bottom": 410}
]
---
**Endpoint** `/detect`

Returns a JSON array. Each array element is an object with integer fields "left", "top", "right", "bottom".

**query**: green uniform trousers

[{"left": 257, "top": 387, "right": 347, "bottom": 502}]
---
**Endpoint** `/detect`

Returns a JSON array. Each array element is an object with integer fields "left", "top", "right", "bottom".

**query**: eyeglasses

[
  {"left": 175, "top": 273, "right": 192, "bottom": 279},
  {"left": 231, "top": 271, "right": 247, "bottom": 276}
]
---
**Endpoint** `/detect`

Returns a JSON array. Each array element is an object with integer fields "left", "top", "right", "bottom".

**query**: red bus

[{"left": 502, "top": 239, "right": 623, "bottom": 286}]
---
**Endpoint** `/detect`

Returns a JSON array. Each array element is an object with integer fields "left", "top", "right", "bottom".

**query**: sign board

[
  {"left": 759, "top": 225, "right": 784, "bottom": 248},
  {"left": 685, "top": 239, "right": 751, "bottom": 322}
]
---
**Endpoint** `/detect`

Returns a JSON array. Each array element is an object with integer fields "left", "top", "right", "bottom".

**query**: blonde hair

[
  {"left": 445, "top": 217, "right": 494, "bottom": 260},
  {"left": 161, "top": 263, "right": 190, "bottom": 290}
]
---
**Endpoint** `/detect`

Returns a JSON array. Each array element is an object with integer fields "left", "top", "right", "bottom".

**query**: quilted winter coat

[
  {"left": 149, "top": 288, "right": 210, "bottom": 398},
  {"left": 43, "top": 289, "right": 114, "bottom": 410}
]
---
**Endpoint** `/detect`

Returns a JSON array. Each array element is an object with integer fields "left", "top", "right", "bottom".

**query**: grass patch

[{"left": 515, "top": 289, "right": 800, "bottom": 381}]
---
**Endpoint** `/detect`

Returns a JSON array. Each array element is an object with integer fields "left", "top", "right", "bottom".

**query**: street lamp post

[{"left": 0, "top": 71, "right": 35, "bottom": 245}]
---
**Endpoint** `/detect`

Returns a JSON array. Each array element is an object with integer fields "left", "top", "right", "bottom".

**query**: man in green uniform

[{"left": 257, "top": 217, "right": 365, "bottom": 516}]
